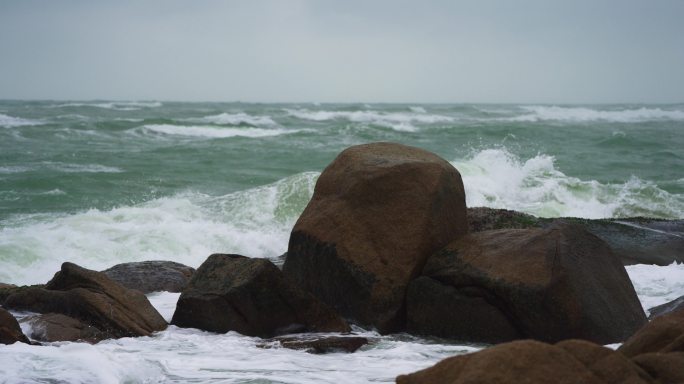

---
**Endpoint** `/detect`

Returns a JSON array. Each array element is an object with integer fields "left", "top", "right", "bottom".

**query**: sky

[{"left": 1, "top": 0, "right": 683, "bottom": 103}]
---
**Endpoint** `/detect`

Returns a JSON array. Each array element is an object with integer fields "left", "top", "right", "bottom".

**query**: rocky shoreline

[{"left": 1, "top": 142, "right": 683, "bottom": 383}]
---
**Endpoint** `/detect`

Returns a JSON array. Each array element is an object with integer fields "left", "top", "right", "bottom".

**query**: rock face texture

[
  {"left": 0, "top": 262, "right": 167, "bottom": 339},
  {"left": 407, "top": 221, "right": 646, "bottom": 344},
  {"left": 102, "top": 260, "right": 195, "bottom": 293},
  {"left": 0, "top": 307, "right": 30, "bottom": 345},
  {"left": 172, "top": 254, "right": 350, "bottom": 338},
  {"left": 619, "top": 308, "right": 684, "bottom": 358},
  {"left": 396, "top": 339, "right": 654, "bottom": 384},
  {"left": 283, "top": 142, "right": 468, "bottom": 333},
  {"left": 21, "top": 313, "right": 105, "bottom": 343}
]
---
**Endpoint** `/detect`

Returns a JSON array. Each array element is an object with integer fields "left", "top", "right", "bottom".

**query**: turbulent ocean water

[{"left": 1, "top": 101, "right": 683, "bottom": 383}]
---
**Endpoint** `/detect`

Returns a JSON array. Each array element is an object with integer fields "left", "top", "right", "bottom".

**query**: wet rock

[
  {"left": 407, "top": 221, "right": 647, "bottom": 344},
  {"left": 632, "top": 352, "right": 684, "bottom": 384},
  {"left": 396, "top": 339, "right": 653, "bottom": 384},
  {"left": 102, "top": 260, "right": 195, "bottom": 293},
  {"left": 21, "top": 313, "right": 106, "bottom": 343},
  {"left": 467, "top": 207, "right": 542, "bottom": 232},
  {"left": 263, "top": 335, "right": 369, "bottom": 354},
  {"left": 648, "top": 295, "right": 684, "bottom": 319},
  {"left": 284, "top": 142, "right": 468, "bottom": 333},
  {"left": 1, "top": 262, "right": 167, "bottom": 339},
  {"left": 0, "top": 307, "right": 30, "bottom": 345},
  {"left": 172, "top": 254, "right": 350, "bottom": 338},
  {"left": 619, "top": 308, "right": 684, "bottom": 357}
]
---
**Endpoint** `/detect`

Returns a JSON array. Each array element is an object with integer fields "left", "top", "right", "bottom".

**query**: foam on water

[
  {"left": 454, "top": 148, "right": 684, "bottom": 219},
  {"left": 284, "top": 108, "right": 453, "bottom": 132},
  {"left": 0, "top": 172, "right": 317, "bottom": 285},
  {"left": 0, "top": 113, "right": 41, "bottom": 128},
  {"left": 0, "top": 162, "right": 123, "bottom": 174},
  {"left": 142, "top": 124, "right": 299, "bottom": 138},
  {"left": 509, "top": 105, "right": 684, "bottom": 123},
  {"left": 52, "top": 101, "right": 162, "bottom": 111},
  {"left": 189, "top": 112, "right": 277, "bottom": 126},
  {"left": 626, "top": 262, "right": 684, "bottom": 313}
]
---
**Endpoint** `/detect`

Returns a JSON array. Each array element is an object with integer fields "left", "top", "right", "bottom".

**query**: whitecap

[
  {"left": 409, "top": 106, "right": 427, "bottom": 113},
  {"left": 142, "top": 124, "right": 297, "bottom": 138},
  {"left": 284, "top": 108, "right": 453, "bottom": 132},
  {"left": 453, "top": 148, "right": 684, "bottom": 219},
  {"left": 52, "top": 101, "right": 162, "bottom": 111},
  {"left": 188, "top": 112, "right": 277, "bottom": 126},
  {"left": 626, "top": 262, "right": 684, "bottom": 313},
  {"left": 507, "top": 105, "right": 684, "bottom": 123},
  {"left": 0, "top": 113, "right": 41, "bottom": 128},
  {"left": 42, "top": 162, "right": 123, "bottom": 173}
]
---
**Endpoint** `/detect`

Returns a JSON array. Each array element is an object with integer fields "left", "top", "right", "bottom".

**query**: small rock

[
  {"left": 102, "top": 260, "right": 195, "bottom": 293},
  {"left": 263, "top": 335, "right": 369, "bottom": 354},
  {"left": 21, "top": 313, "right": 106, "bottom": 343},
  {"left": 648, "top": 296, "right": 684, "bottom": 319},
  {"left": 0, "top": 307, "right": 30, "bottom": 345}
]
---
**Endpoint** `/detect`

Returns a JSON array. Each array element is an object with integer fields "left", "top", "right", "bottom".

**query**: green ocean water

[{"left": 1, "top": 100, "right": 683, "bottom": 284}]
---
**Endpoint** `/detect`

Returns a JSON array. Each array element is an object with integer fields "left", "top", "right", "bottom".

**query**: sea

[{"left": 1, "top": 101, "right": 683, "bottom": 383}]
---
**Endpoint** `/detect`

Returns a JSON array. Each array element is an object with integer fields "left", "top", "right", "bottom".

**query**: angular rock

[
  {"left": 263, "top": 335, "right": 369, "bottom": 354},
  {"left": 1, "top": 262, "right": 167, "bottom": 339},
  {"left": 396, "top": 339, "right": 653, "bottom": 384},
  {"left": 171, "top": 254, "right": 350, "bottom": 338},
  {"left": 632, "top": 352, "right": 684, "bottom": 384},
  {"left": 21, "top": 313, "right": 105, "bottom": 343},
  {"left": 283, "top": 143, "right": 468, "bottom": 333},
  {"left": 648, "top": 296, "right": 684, "bottom": 319},
  {"left": 102, "top": 260, "right": 195, "bottom": 293},
  {"left": 619, "top": 308, "right": 684, "bottom": 358},
  {"left": 407, "top": 221, "right": 646, "bottom": 344},
  {"left": 0, "top": 307, "right": 30, "bottom": 345}
]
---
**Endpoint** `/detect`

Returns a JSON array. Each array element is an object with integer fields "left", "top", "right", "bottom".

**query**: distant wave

[
  {"left": 51, "top": 101, "right": 162, "bottom": 111},
  {"left": 142, "top": 124, "right": 299, "bottom": 138},
  {"left": 0, "top": 162, "right": 122, "bottom": 174},
  {"left": 508, "top": 106, "right": 684, "bottom": 123},
  {"left": 0, "top": 113, "right": 41, "bottom": 128},
  {"left": 284, "top": 109, "right": 453, "bottom": 132},
  {"left": 187, "top": 112, "right": 277, "bottom": 127},
  {"left": 455, "top": 148, "right": 684, "bottom": 219}
]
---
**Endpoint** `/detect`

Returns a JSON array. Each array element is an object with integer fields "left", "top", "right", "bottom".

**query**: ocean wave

[
  {"left": 508, "top": 105, "right": 684, "bottom": 123},
  {"left": 142, "top": 124, "right": 298, "bottom": 138},
  {"left": 52, "top": 101, "right": 162, "bottom": 111},
  {"left": 188, "top": 112, "right": 277, "bottom": 127},
  {"left": 284, "top": 109, "right": 454, "bottom": 132},
  {"left": 0, "top": 163, "right": 122, "bottom": 174},
  {"left": 0, "top": 172, "right": 318, "bottom": 285},
  {"left": 454, "top": 148, "right": 684, "bottom": 219},
  {"left": 0, "top": 113, "right": 41, "bottom": 128}
]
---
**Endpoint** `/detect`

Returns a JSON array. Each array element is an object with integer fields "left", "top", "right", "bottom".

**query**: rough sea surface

[{"left": 1, "top": 101, "right": 683, "bottom": 383}]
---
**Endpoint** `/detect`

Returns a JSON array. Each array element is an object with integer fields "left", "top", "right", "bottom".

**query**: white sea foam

[
  {"left": 285, "top": 109, "right": 453, "bottom": 132},
  {"left": 454, "top": 149, "right": 684, "bottom": 219},
  {"left": 0, "top": 163, "right": 122, "bottom": 174},
  {"left": 626, "top": 262, "right": 684, "bottom": 313},
  {"left": 142, "top": 124, "right": 297, "bottom": 138},
  {"left": 53, "top": 101, "right": 162, "bottom": 111},
  {"left": 189, "top": 112, "right": 277, "bottom": 126},
  {"left": 508, "top": 105, "right": 684, "bottom": 123},
  {"left": 409, "top": 106, "right": 427, "bottom": 113},
  {"left": 0, "top": 172, "right": 318, "bottom": 285},
  {"left": 0, "top": 113, "right": 41, "bottom": 128}
]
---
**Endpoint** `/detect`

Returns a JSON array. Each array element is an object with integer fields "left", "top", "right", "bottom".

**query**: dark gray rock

[
  {"left": 407, "top": 221, "right": 647, "bottom": 344},
  {"left": 648, "top": 296, "right": 684, "bottom": 319},
  {"left": 263, "top": 335, "right": 369, "bottom": 354},
  {"left": 1, "top": 262, "right": 167, "bottom": 339},
  {"left": 172, "top": 254, "right": 350, "bottom": 338},
  {"left": 102, "top": 260, "right": 195, "bottom": 293}
]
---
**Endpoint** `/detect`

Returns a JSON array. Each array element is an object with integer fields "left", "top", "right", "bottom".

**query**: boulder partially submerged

[
  {"left": 21, "top": 313, "right": 106, "bottom": 343},
  {"left": 0, "top": 307, "right": 30, "bottom": 345},
  {"left": 0, "top": 262, "right": 167, "bottom": 340},
  {"left": 407, "top": 221, "right": 647, "bottom": 344},
  {"left": 172, "top": 254, "right": 349, "bottom": 338},
  {"left": 283, "top": 142, "right": 468, "bottom": 333}
]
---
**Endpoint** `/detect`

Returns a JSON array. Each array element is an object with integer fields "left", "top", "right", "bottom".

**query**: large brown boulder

[
  {"left": 619, "top": 308, "right": 684, "bottom": 358},
  {"left": 102, "top": 260, "right": 195, "bottom": 293},
  {"left": 1, "top": 262, "right": 167, "bottom": 339},
  {"left": 171, "top": 254, "right": 350, "bottom": 338},
  {"left": 283, "top": 143, "right": 468, "bottom": 332},
  {"left": 396, "top": 339, "right": 654, "bottom": 384},
  {"left": 407, "top": 221, "right": 646, "bottom": 344},
  {"left": 21, "top": 313, "right": 106, "bottom": 343},
  {"left": 0, "top": 307, "right": 30, "bottom": 345}
]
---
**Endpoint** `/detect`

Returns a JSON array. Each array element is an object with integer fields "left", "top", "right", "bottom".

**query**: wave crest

[{"left": 509, "top": 106, "right": 684, "bottom": 123}]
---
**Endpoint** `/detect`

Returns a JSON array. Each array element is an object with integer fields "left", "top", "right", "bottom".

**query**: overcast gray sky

[{"left": 1, "top": 0, "right": 683, "bottom": 103}]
